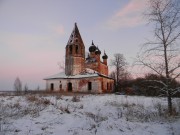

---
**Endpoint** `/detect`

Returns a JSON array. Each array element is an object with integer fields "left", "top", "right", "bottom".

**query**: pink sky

[{"left": 0, "top": 0, "right": 153, "bottom": 90}]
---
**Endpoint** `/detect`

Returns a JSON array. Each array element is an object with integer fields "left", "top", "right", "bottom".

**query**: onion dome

[
  {"left": 102, "top": 51, "right": 108, "bottom": 59},
  {"left": 89, "top": 40, "right": 96, "bottom": 52},
  {"left": 95, "top": 46, "right": 101, "bottom": 55}
]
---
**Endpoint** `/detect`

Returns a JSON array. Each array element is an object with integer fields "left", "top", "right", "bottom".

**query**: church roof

[
  {"left": 67, "top": 23, "right": 84, "bottom": 46},
  {"left": 44, "top": 72, "right": 97, "bottom": 79},
  {"left": 44, "top": 68, "right": 113, "bottom": 80}
]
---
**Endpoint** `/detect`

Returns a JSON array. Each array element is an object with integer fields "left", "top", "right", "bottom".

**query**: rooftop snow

[
  {"left": 44, "top": 68, "right": 113, "bottom": 80},
  {"left": 44, "top": 72, "right": 100, "bottom": 80}
]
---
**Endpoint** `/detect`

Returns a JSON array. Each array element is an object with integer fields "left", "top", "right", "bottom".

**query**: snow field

[{"left": 0, "top": 94, "right": 180, "bottom": 135}]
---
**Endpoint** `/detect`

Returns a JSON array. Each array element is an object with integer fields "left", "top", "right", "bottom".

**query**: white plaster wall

[
  {"left": 46, "top": 79, "right": 67, "bottom": 92},
  {"left": 45, "top": 77, "right": 103, "bottom": 93}
]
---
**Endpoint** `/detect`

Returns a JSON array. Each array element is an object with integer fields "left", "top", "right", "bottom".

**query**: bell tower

[{"left": 65, "top": 23, "right": 85, "bottom": 75}]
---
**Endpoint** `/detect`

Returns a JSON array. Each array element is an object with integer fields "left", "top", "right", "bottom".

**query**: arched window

[
  {"left": 76, "top": 45, "right": 78, "bottom": 54},
  {"left": 88, "top": 82, "right": 92, "bottom": 90},
  {"left": 67, "top": 82, "right": 72, "bottom": 91},
  {"left": 59, "top": 84, "right": 62, "bottom": 90},
  {"left": 69, "top": 45, "right": 72, "bottom": 54},
  {"left": 50, "top": 83, "right": 54, "bottom": 91}
]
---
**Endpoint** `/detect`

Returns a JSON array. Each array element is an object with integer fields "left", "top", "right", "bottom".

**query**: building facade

[{"left": 44, "top": 23, "right": 114, "bottom": 93}]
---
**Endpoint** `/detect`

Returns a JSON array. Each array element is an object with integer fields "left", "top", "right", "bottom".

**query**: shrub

[
  {"left": 26, "top": 95, "right": 39, "bottom": 102},
  {"left": 71, "top": 95, "right": 80, "bottom": 102}
]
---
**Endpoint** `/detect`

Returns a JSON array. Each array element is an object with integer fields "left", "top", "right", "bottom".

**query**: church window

[
  {"left": 68, "top": 82, "right": 72, "bottom": 91},
  {"left": 76, "top": 45, "right": 78, "bottom": 54},
  {"left": 69, "top": 45, "right": 72, "bottom": 54},
  {"left": 50, "top": 83, "right": 54, "bottom": 91},
  {"left": 59, "top": 84, "right": 62, "bottom": 90},
  {"left": 76, "top": 39, "right": 78, "bottom": 42},
  {"left": 88, "top": 82, "right": 92, "bottom": 90}
]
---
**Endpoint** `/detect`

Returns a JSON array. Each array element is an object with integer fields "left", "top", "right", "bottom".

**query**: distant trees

[
  {"left": 136, "top": 0, "right": 180, "bottom": 115},
  {"left": 110, "top": 53, "right": 130, "bottom": 92},
  {"left": 132, "top": 73, "right": 180, "bottom": 96},
  {"left": 14, "top": 77, "right": 22, "bottom": 94}
]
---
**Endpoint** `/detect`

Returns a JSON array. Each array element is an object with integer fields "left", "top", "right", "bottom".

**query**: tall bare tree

[
  {"left": 14, "top": 77, "right": 22, "bottom": 94},
  {"left": 111, "top": 53, "right": 127, "bottom": 92},
  {"left": 137, "top": 0, "right": 180, "bottom": 115}
]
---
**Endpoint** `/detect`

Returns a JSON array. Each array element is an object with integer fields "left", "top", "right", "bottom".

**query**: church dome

[
  {"left": 102, "top": 51, "right": 108, "bottom": 59},
  {"left": 89, "top": 40, "right": 96, "bottom": 52},
  {"left": 95, "top": 47, "right": 101, "bottom": 55}
]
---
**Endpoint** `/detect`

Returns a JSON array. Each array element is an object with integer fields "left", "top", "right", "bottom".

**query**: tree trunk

[{"left": 168, "top": 89, "right": 173, "bottom": 115}]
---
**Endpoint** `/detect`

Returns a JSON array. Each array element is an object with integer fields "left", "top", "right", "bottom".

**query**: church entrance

[{"left": 67, "top": 82, "right": 72, "bottom": 91}]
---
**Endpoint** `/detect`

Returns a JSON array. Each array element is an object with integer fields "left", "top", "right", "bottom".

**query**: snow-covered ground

[{"left": 0, "top": 94, "right": 180, "bottom": 135}]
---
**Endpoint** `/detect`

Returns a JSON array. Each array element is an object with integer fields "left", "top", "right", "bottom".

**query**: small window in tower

[
  {"left": 76, "top": 45, "right": 78, "bottom": 54},
  {"left": 71, "top": 35, "right": 73, "bottom": 37},
  {"left": 76, "top": 39, "right": 78, "bottom": 42},
  {"left": 70, "top": 40, "right": 72, "bottom": 43},
  {"left": 70, "top": 45, "right": 72, "bottom": 54}
]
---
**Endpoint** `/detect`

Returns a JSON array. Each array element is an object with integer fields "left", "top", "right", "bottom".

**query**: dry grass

[
  {"left": 71, "top": 95, "right": 80, "bottom": 102},
  {"left": 26, "top": 95, "right": 51, "bottom": 106}
]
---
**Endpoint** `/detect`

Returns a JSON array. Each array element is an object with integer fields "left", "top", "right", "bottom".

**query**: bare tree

[
  {"left": 58, "top": 61, "right": 65, "bottom": 71},
  {"left": 136, "top": 0, "right": 180, "bottom": 115},
  {"left": 58, "top": 56, "right": 65, "bottom": 71},
  {"left": 111, "top": 53, "right": 127, "bottom": 92},
  {"left": 14, "top": 77, "right": 22, "bottom": 94},
  {"left": 36, "top": 85, "right": 40, "bottom": 91},
  {"left": 24, "top": 84, "right": 28, "bottom": 94}
]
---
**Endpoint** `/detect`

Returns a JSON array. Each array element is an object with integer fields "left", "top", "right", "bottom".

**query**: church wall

[
  {"left": 73, "top": 57, "right": 85, "bottom": 75},
  {"left": 65, "top": 56, "right": 85, "bottom": 75},
  {"left": 46, "top": 77, "right": 113, "bottom": 93},
  {"left": 85, "top": 62, "right": 99, "bottom": 72},
  {"left": 101, "top": 77, "right": 114, "bottom": 93},
  {"left": 46, "top": 79, "right": 67, "bottom": 92},
  {"left": 99, "top": 62, "right": 108, "bottom": 75}
]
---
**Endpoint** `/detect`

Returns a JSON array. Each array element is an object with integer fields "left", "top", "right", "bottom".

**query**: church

[{"left": 44, "top": 23, "right": 114, "bottom": 93}]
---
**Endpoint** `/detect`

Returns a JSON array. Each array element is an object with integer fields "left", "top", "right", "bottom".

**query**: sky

[{"left": 0, "top": 0, "right": 153, "bottom": 90}]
